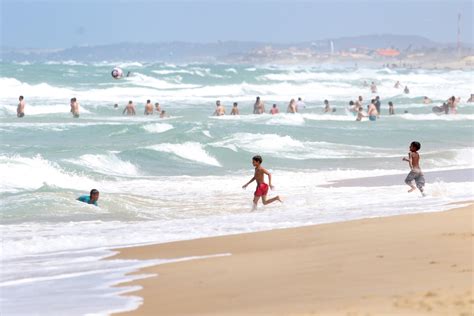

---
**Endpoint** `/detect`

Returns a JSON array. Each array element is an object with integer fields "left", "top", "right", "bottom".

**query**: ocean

[{"left": 1, "top": 61, "right": 473, "bottom": 315}]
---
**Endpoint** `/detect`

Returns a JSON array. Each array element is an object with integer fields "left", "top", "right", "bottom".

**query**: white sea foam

[
  {"left": 65, "top": 153, "right": 140, "bottom": 176},
  {"left": 210, "top": 133, "right": 398, "bottom": 159},
  {"left": 398, "top": 113, "right": 474, "bottom": 121},
  {"left": 0, "top": 155, "right": 96, "bottom": 193},
  {"left": 142, "top": 123, "right": 174, "bottom": 134},
  {"left": 146, "top": 142, "right": 221, "bottom": 166}
]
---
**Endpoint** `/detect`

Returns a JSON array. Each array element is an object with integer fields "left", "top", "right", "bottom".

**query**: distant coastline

[{"left": 2, "top": 34, "right": 473, "bottom": 70}]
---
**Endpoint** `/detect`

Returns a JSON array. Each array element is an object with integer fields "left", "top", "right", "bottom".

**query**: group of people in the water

[
  {"left": 213, "top": 96, "right": 307, "bottom": 116},
  {"left": 117, "top": 99, "right": 168, "bottom": 118},
  {"left": 15, "top": 88, "right": 473, "bottom": 119}
]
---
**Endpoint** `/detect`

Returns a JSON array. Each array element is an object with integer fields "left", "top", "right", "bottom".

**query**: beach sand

[{"left": 111, "top": 203, "right": 473, "bottom": 315}]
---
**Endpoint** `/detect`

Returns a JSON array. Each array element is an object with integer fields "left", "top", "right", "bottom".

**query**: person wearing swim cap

[{"left": 77, "top": 189, "right": 99, "bottom": 206}]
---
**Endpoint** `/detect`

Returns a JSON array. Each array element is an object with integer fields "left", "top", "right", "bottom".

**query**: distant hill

[{"left": 1, "top": 34, "right": 470, "bottom": 62}]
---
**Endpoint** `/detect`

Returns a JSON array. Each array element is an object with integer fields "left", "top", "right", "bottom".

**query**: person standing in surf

[
  {"left": 242, "top": 155, "right": 282, "bottom": 211},
  {"left": 17, "top": 95, "right": 25, "bottom": 118},
  {"left": 230, "top": 102, "right": 240, "bottom": 115},
  {"left": 70, "top": 97, "right": 80, "bottom": 118},
  {"left": 123, "top": 101, "right": 136, "bottom": 116},
  {"left": 144, "top": 100, "right": 153, "bottom": 115}
]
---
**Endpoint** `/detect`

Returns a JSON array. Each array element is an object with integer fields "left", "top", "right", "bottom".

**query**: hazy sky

[{"left": 1, "top": 0, "right": 472, "bottom": 48}]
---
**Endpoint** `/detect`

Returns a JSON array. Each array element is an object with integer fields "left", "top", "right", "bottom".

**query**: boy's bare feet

[{"left": 408, "top": 187, "right": 416, "bottom": 193}]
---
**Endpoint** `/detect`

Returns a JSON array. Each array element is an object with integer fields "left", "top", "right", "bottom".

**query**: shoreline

[{"left": 110, "top": 202, "right": 473, "bottom": 316}]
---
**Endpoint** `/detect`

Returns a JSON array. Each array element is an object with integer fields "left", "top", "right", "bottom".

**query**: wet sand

[
  {"left": 112, "top": 203, "right": 473, "bottom": 315},
  {"left": 323, "top": 168, "right": 474, "bottom": 188}
]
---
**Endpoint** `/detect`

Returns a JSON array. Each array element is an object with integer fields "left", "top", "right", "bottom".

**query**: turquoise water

[{"left": 1, "top": 61, "right": 473, "bottom": 315}]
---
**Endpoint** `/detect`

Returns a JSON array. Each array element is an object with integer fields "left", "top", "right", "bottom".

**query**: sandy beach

[{"left": 111, "top": 203, "right": 473, "bottom": 316}]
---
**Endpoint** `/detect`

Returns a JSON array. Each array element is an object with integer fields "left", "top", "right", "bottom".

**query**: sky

[{"left": 1, "top": 0, "right": 472, "bottom": 48}]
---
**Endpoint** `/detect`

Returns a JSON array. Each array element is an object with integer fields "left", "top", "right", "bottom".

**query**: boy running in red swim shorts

[{"left": 242, "top": 155, "right": 282, "bottom": 211}]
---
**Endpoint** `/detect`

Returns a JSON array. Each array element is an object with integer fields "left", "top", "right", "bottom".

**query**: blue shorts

[{"left": 369, "top": 115, "right": 376, "bottom": 121}]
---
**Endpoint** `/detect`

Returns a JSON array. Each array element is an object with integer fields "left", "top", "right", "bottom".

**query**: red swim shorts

[{"left": 254, "top": 183, "right": 269, "bottom": 196}]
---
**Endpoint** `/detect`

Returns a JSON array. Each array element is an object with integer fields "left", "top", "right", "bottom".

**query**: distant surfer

[
  {"left": 123, "top": 100, "right": 136, "bottom": 115},
  {"left": 467, "top": 94, "right": 474, "bottom": 103},
  {"left": 230, "top": 102, "right": 239, "bottom": 115},
  {"left": 144, "top": 100, "right": 153, "bottom": 115},
  {"left": 17, "top": 95, "right": 25, "bottom": 118},
  {"left": 77, "top": 189, "right": 99, "bottom": 206},
  {"left": 404, "top": 86, "right": 410, "bottom": 94},
  {"left": 394, "top": 81, "right": 401, "bottom": 89},
  {"left": 242, "top": 155, "right": 282, "bottom": 211}
]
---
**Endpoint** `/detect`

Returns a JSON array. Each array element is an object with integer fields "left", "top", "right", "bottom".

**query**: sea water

[{"left": 1, "top": 61, "right": 473, "bottom": 315}]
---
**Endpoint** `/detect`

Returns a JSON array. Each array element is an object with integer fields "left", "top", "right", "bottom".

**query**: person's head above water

[
  {"left": 128, "top": 100, "right": 133, "bottom": 104},
  {"left": 256, "top": 96, "right": 260, "bottom": 101},
  {"left": 233, "top": 102, "right": 238, "bottom": 107},
  {"left": 216, "top": 100, "right": 221, "bottom": 106},
  {"left": 358, "top": 96, "right": 363, "bottom": 101},
  {"left": 89, "top": 189, "right": 99, "bottom": 203},
  {"left": 298, "top": 97, "right": 302, "bottom": 101},
  {"left": 252, "top": 155, "right": 263, "bottom": 166},
  {"left": 324, "top": 100, "right": 329, "bottom": 105},
  {"left": 389, "top": 101, "right": 393, "bottom": 106},
  {"left": 147, "top": 99, "right": 151, "bottom": 104},
  {"left": 349, "top": 100, "right": 354, "bottom": 105},
  {"left": 376, "top": 96, "right": 380, "bottom": 100},
  {"left": 273, "top": 104, "right": 277, "bottom": 108},
  {"left": 19, "top": 96, "right": 24, "bottom": 101}
]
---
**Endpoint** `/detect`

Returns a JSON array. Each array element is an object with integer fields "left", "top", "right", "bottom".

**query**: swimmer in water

[
  {"left": 144, "top": 99, "right": 153, "bottom": 115},
  {"left": 356, "top": 107, "right": 365, "bottom": 121},
  {"left": 230, "top": 102, "right": 239, "bottom": 115},
  {"left": 367, "top": 99, "right": 378, "bottom": 121},
  {"left": 123, "top": 100, "right": 136, "bottom": 116},
  {"left": 287, "top": 99, "right": 297, "bottom": 113},
  {"left": 423, "top": 96, "right": 432, "bottom": 104},
  {"left": 388, "top": 101, "right": 395, "bottom": 115},
  {"left": 213, "top": 100, "right": 225, "bottom": 116},
  {"left": 17, "top": 95, "right": 25, "bottom": 118},
  {"left": 323, "top": 99, "right": 332, "bottom": 113},
  {"left": 370, "top": 82, "right": 377, "bottom": 93},
  {"left": 254, "top": 96, "right": 265, "bottom": 114},
  {"left": 70, "top": 97, "right": 80, "bottom": 118},
  {"left": 242, "top": 155, "right": 282, "bottom": 211},
  {"left": 404, "top": 86, "right": 410, "bottom": 94},
  {"left": 270, "top": 104, "right": 279, "bottom": 115},
  {"left": 155, "top": 102, "right": 161, "bottom": 113},
  {"left": 77, "top": 189, "right": 99, "bottom": 206},
  {"left": 296, "top": 97, "right": 305, "bottom": 112},
  {"left": 160, "top": 110, "right": 167, "bottom": 118},
  {"left": 394, "top": 81, "right": 401, "bottom": 89}
]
